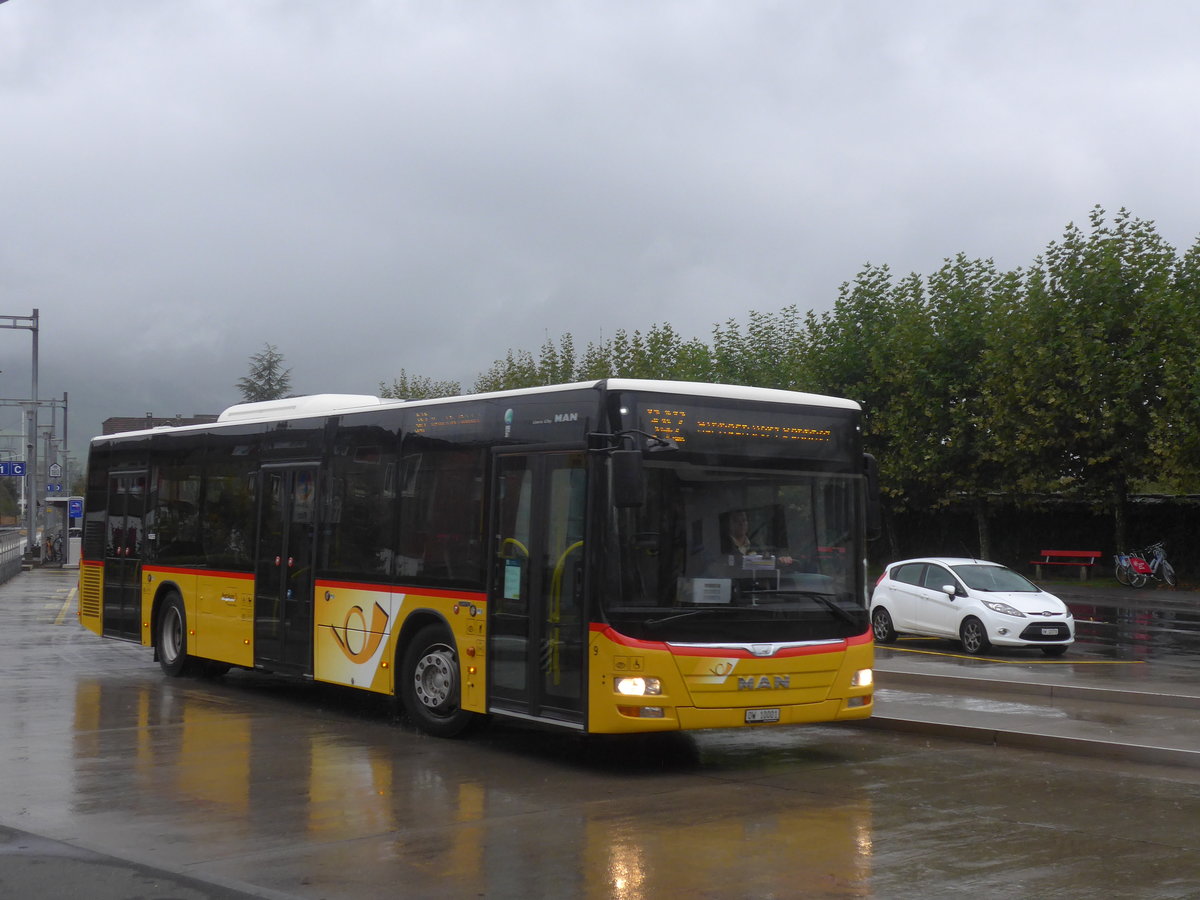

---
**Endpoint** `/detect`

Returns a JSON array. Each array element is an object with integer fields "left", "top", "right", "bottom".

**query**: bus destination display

[{"left": 639, "top": 400, "right": 842, "bottom": 456}]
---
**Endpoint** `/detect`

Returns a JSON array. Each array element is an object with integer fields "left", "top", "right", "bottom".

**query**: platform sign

[
  {"left": 46, "top": 484, "right": 63, "bottom": 493},
  {"left": 0, "top": 461, "right": 26, "bottom": 476},
  {"left": 49, "top": 463, "right": 62, "bottom": 479}
]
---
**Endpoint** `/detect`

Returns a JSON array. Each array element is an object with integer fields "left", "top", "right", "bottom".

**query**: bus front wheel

[
  {"left": 158, "top": 593, "right": 198, "bottom": 677},
  {"left": 400, "top": 624, "right": 475, "bottom": 738}
]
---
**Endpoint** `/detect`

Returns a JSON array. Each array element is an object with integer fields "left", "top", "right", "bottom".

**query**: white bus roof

[
  {"left": 96, "top": 380, "right": 859, "bottom": 441},
  {"left": 217, "top": 394, "right": 384, "bottom": 423}
]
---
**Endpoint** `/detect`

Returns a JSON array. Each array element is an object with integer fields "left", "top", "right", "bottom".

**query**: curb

[
  {"left": 852, "top": 712, "right": 1200, "bottom": 769},
  {"left": 875, "top": 669, "right": 1200, "bottom": 711}
]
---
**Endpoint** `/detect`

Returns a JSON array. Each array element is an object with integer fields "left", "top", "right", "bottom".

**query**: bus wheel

[
  {"left": 400, "top": 624, "right": 475, "bottom": 738},
  {"left": 158, "top": 592, "right": 198, "bottom": 677}
]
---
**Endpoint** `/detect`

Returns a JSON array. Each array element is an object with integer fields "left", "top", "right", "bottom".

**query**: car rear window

[{"left": 892, "top": 562, "right": 926, "bottom": 586}]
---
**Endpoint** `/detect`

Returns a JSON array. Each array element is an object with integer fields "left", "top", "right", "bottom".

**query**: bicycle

[
  {"left": 1115, "top": 541, "right": 1175, "bottom": 589},
  {"left": 1114, "top": 551, "right": 1149, "bottom": 587},
  {"left": 1140, "top": 540, "right": 1176, "bottom": 587}
]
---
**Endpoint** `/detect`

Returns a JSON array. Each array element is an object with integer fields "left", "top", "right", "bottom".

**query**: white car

[{"left": 870, "top": 557, "right": 1074, "bottom": 656}]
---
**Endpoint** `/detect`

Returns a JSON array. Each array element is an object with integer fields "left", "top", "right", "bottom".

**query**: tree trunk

[
  {"left": 1112, "top": 484, "right": 1128, "bottom": 554},
  {"left": 974, "top": 496, "right": 991, "bottom": 560}
]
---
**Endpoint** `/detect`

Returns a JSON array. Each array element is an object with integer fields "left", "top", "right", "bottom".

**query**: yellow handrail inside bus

[
  {"left": 548, "top": 541, "right": 584, "bottom": 686},
  {"left": 500, "top": 537, "right": 529, "bottom": 558}
]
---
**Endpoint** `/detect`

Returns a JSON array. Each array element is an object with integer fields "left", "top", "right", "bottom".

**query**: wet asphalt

[{"left": 2, "top": 566, "right": 1199, "bottom": 899}]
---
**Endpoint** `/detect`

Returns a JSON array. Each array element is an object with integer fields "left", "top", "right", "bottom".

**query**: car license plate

[
  {"left": 745, "top": 708, "right": 780, "bottom": 724},
  {"left": 1041, "top": 628, "right": 1058, "bottom": 636}
]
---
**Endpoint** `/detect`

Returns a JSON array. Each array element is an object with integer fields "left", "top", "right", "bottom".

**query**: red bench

[{"left": 1030, "top": 550, "right": 1101, "bottom": 581}]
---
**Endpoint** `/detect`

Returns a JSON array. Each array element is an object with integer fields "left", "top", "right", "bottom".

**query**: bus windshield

[{"left": 600, "top": 460, "right": 867, "bottom": 645}]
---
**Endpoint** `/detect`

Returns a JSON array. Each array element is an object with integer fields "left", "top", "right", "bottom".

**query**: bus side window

[{"left": 398, "top": 446, "right": 486, "bottom": 587}]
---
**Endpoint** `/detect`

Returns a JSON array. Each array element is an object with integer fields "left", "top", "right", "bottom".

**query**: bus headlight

[
  {"left": 615, "top": 676, "right": 662, "bottom": 696},
  {"left": 851, "top": 668, "right": 873, "bottom": 687}
]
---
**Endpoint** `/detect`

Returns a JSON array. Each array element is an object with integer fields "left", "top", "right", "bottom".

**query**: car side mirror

[{"left": 942, "top": 584, "right": 957, "bottom": 599}]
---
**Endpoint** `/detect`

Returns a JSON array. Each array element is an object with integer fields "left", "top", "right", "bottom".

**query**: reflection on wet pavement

[{"left": 3, "top": 569, "right": 1200, "bottom": 898}]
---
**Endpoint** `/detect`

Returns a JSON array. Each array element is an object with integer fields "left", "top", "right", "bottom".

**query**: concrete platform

[{"left": 863, "top": 580, "right": 1200, "bottom": 768}]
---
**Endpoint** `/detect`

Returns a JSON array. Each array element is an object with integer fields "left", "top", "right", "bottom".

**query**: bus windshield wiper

[
  {"left": 644, "top": 607, "right": 746, "bottom": 626},
  {"left": 806, "top": 593, "right": 858, "bottom": 626}
]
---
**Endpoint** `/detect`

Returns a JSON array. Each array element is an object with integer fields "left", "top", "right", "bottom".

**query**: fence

[
  {"left": 876, "top": 494, "right": 1200, "bottom": 583},
  {"left": 0, "top": 529, "right": 24, "bottom": 585}
]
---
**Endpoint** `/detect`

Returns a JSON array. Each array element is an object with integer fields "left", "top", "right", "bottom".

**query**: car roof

[{"left": 887, "top": 557, "right": 1005, "bottom": 568}]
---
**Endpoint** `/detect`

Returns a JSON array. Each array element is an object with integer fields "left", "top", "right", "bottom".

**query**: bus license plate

[{"left": 745, "top": 708, "right": 781, "bottom": 724}]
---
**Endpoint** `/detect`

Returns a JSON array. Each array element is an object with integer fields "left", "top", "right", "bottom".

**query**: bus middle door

[
  {"left": 254, "top": 464, "right": 320, "bottom": 675},
  {"left": 102, "top": 470, "right": 147, "bottom": 641},
  {"left": 488, "top": 452, "right": 587, "bottom": 728}
]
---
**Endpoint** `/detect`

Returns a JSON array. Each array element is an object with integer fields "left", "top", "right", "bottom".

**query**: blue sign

[
  {"left": 46, "top": 484, "right": 63, "bottom": 493},
  {"left": 69, "top": 499, "right": 83, "bottom": 518},
  {"left": 0, "top": 462, "right": 26, "bottom": 476}
]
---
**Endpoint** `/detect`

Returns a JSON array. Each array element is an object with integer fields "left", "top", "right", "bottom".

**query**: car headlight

[
  {"left": 614, "top": 676, "right": 662, "bottom": 696},
  {"left": 981, "top": 600, "right": 1026, "bottom": 617}
]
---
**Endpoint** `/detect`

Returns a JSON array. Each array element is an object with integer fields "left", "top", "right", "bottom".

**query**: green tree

[
  {"left": 885, "top": 256, "right": 1009, "bottom": 556},
  {"left": 1148, "top": 237, "right": 1200, "bottom": 490},
  {"left": 710, "top": 305, "right": 807, "bottom": 389},
  {"left": 980, "top": 207, "right": 1181, "bottom": 548},
  {"left": 472, "top": 348, "right": 542, "bottom": 393},
  {"left": 798, "top": 264, "right": 904, "bottom": 475},
  {"left": 379, "top": 370, "right": 461, "bottom": 400},
  {"left": 235, "top": 343, "right": 292, "bottom": 402},
  {"left": 475, "top": 325, "right": 712, "bottom": 392}
]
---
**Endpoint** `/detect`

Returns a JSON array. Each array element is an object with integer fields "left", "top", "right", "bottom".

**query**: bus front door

[
  {"left": 253, "top": 464, "right": 320, "bottom": 675},
  {"left": 489, "top": 452, "right": 588, "bottom": 728},
  {"left": 102, "top": 470, "right": 147, "bottom": 640}
]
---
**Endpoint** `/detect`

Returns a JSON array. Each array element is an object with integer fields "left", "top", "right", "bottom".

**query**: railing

[{"left": 0, "top": 529, "right": 26, "bottom": 585}]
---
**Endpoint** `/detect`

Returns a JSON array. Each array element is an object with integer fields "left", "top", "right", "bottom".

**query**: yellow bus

[{"left": 78, "top": 379, "right": 878, "bottom": 736}]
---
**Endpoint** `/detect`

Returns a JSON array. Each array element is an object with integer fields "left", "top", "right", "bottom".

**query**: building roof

[{"left": 101, "top": 413, "right": 218, "bottom": 435}]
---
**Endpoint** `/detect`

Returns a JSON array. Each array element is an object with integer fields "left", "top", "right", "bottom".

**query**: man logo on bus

[
  {"left": 331, "top": 602, "right": 390, "bottom": 663},
  {"left": 738, "top": 675, "right": 791, "bottom": 691}
]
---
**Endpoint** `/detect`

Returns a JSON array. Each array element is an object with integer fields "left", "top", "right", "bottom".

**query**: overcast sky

[{"left": 4, "top": 1, "right": 1199, "bottom": 467}]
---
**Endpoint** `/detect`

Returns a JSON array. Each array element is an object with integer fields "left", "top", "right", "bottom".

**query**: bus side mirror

[
  {"left": 863, "top": 453, "right": 881, "bottom": 541},
  {"left": 611, "top": 450, "right": 645, "bottom": 508}
]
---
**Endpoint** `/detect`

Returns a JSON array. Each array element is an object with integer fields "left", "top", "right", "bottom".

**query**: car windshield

[{"left": 951, "top": 564, "right": 1039, "bottom": 593}]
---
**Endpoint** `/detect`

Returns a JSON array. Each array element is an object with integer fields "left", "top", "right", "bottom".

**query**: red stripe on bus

[
  {"left": 314, "top": 579, "right": 487, "bottom": 603},
  {"left": 589, "top": 623, "right": 870, "bottom": 656},
  {"left": 144, "top": 565, "right": 254, "bottom": 580}
]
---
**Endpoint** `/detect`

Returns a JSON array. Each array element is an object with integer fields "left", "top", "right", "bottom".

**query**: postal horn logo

[{"left": 331, "top": 601, "right": 389, "bottom": 663}]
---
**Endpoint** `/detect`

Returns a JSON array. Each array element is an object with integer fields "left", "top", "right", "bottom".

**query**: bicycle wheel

[
  {"left": 1131, "top": 570, "right": 1149, "bottom": 588},
  {"left": 1162, "top": 560, "right": 1177, "bottom": 587},
  {"left": 1115, "top": 562, "right": 1133, "bottom": 586}
]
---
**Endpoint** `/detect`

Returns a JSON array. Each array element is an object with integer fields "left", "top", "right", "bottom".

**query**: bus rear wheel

[
  {"left": 158, "top": 592, "right": 198, "bottom": 677},
  {"left": 400, "top": 624, "right": 475, "bottom": 738}
]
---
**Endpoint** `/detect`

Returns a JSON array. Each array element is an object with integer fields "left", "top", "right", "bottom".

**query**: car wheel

[
  {"left": 1041, "top": 645, "right": 1068, "bottom": 657},
  {"left": 871, "top": 606, "right": 897, "bottom": 643},
  {"left": 959, "top": 616, "right": 991, "bottom": 655}
]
